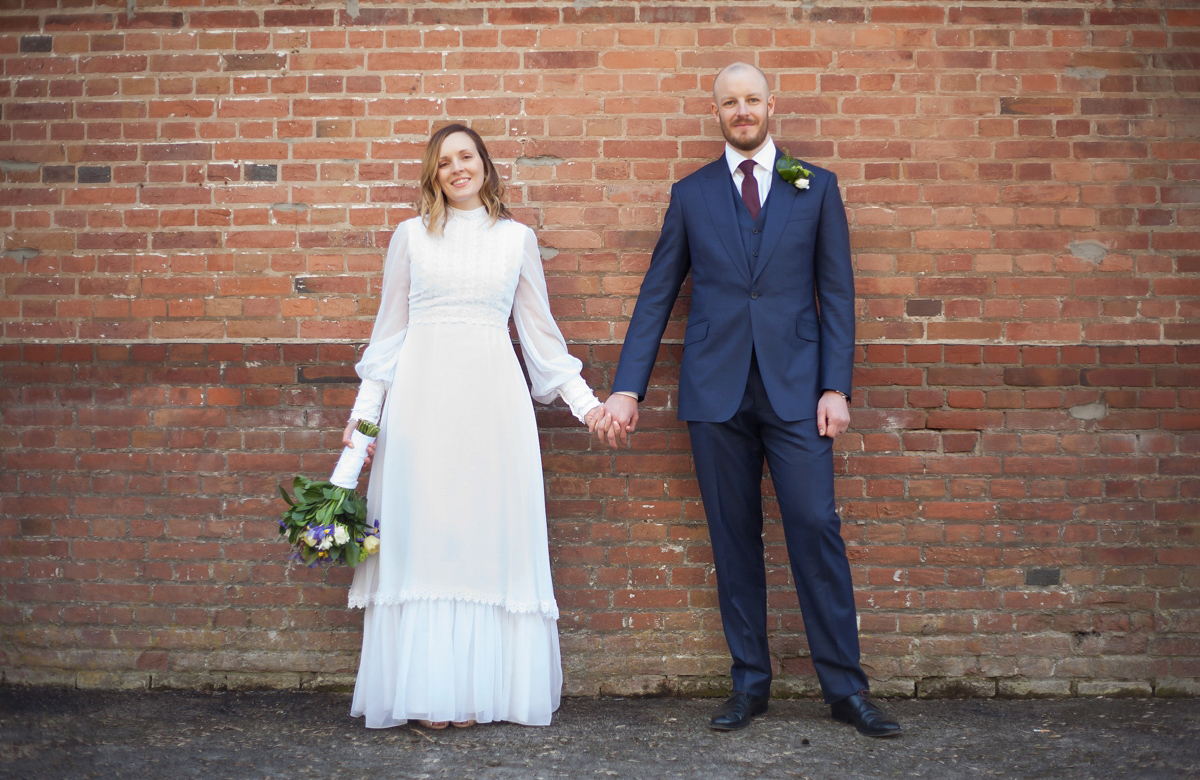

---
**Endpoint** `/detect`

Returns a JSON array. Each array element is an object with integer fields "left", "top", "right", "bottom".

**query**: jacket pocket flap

[
  {"left": 796, "top": 317, "right": 819, "bottom": 341},
  {"left": 684, "top": 319, "right": 709, "bottom": 345}
]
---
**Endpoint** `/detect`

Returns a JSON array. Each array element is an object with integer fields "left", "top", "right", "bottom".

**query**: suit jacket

[{"left": 612, "top": 150, "right": 856, "bottom": 423}]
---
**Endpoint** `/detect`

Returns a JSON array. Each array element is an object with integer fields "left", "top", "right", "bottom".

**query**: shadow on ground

[{"left": 1, "top": 689, "right": 1198, "bottom": 779}]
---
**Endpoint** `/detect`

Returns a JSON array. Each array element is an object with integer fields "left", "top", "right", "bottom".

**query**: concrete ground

[{"left": 1, "top": 689, "right": 1198, "bottom": 779}]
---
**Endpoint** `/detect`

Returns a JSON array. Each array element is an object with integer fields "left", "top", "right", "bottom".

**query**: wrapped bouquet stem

[{"left": 279, "top": 419, "right": 381, "bottom": 566}]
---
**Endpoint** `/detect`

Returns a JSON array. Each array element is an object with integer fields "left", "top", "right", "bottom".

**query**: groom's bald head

[{"left": 712, "top": 62, "right": 770, "bottom": 102}]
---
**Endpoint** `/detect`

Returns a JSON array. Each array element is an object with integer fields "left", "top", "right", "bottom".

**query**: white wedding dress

[{"left": 345, "top": 206, "right": 599, "bottom": 728}]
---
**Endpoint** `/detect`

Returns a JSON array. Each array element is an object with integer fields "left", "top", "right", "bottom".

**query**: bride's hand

[
  {"left": 585, "top": 407, "right": 611, "bottom": 439},
  {"left": 343, "top": 421, "right": 377, "bottom": 466}
]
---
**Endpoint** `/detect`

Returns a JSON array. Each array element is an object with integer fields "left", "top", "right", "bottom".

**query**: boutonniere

[{"left": 776, "top": 149, "right": 813, "bottom": 191}]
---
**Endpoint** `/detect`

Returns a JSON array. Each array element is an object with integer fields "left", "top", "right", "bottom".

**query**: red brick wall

[{"left": 1, "top": 1, "right": 1197, "bottom": 697}]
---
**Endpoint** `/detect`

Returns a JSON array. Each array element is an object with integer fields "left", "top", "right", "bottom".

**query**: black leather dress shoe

[
  {"left": 831, "top": 691, "right": 902, "bottom": 737},
  {"left": 710, "top": 691, "right": 769, "bottom": 731}
]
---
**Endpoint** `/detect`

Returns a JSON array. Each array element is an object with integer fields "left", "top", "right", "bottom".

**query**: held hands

[
  {"left": 817, "top": 390, "right": 850, "bottom": 439},
  {"left": 599, "top": 393, "right": 640, "bottom": 449},
  {"left": 342, "top": 420, "right": 378, "bottom": 465},
  {"left": 584, "top": 405, "right": 614, "bottom": 440}
]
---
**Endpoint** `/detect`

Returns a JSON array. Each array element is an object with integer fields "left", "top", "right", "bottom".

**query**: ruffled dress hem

[{"left": 350, "top": 598, "right": 562, "bottom": 728}]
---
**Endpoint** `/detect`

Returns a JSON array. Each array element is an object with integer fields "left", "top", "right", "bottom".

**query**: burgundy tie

[{"left": 738, "top": 159, "right": 760, "bottom": 220}]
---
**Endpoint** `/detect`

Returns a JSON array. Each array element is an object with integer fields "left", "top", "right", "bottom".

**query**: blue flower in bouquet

[{"left": 304, "top": 525, "right": 334, "bottom": 551}]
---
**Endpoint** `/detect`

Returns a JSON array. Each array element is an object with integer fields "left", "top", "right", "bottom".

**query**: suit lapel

[
  {"left": 700, "top": 159, "right": 752, "bottom": 285},
  {"left": 752, "top": 150, "right": 800, "bottom": 284}
]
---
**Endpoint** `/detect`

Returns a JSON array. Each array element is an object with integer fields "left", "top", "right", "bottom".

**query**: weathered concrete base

[
  {"left": 1077, "top": 680, "right": 1157, "bottom": 698},
  {"left": 6, "top": 668, "right": 1196, "bottom": 699},
  {"left": 1154, "top": 679, "right": 1200, "bottom": 698},
  {"left": 998, "top": 679, "right": 1074, "bottom": 699},
  {"left": 917, "top": 678, "right": 998, "bottom": 699},
  {"left": 869, "top": 678, "right": 918, "bottom": 698}
]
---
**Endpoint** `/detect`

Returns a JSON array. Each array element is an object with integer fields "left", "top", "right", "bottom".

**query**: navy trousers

[{"left": 687, "top": 355, "right": 869, "bottom": 703}]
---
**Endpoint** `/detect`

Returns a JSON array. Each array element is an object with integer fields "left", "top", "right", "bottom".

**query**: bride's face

[{"left": 436, "top": 132, "right": 486, "bottom": 211}]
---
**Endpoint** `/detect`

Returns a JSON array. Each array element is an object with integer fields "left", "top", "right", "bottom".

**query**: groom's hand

[
  {"left": 602, "top": 393, "right": 640, "bottom": 448},
  {"left": 817, "top": 391, "right": 850, "bottom": 439}
]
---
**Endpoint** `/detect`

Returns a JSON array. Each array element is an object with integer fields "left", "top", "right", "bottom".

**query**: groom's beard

[{"left": 721, "top": 116, "right": 768, "bottom": 152}]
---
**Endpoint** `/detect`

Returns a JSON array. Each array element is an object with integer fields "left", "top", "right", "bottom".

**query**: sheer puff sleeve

[
  {"left": 349, "top": 220, "right": 412, "bottom": 424},
  {"left": 511, "top": 226, "right": 601, "bottom": 423}
]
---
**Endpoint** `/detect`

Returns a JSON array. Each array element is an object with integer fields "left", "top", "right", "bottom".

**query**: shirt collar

[{"left": 724, "top": 136, "right": 777, "bottom": 178}]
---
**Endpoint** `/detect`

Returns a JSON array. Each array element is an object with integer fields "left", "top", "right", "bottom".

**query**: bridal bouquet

[{"left": 278, "top": 419, "right": 381, "bottom": 567}]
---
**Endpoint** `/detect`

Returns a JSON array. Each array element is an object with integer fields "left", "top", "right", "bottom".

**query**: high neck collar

[{"left": 448, "top": 205, "right": 489, "bottom": 222}]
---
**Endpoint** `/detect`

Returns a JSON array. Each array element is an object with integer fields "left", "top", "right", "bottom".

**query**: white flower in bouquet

[
  {"left": 363, "top": 535, "right": 380, "bottom": 555},
  {"left": 316, "top": 530, "right": 334, "bottom": 551},
  {"left": 332, "top": 524, "right": 350, "bottom": 546}
]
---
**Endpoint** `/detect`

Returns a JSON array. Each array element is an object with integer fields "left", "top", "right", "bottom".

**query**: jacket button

[{"left": 750, "top": 292, "right": 759, "bottom": 299}]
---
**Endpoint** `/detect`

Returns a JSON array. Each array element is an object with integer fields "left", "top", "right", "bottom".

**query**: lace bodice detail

[
  {"left": 348, "top": 207, "right": 601, "bottom": 424},
  {"left": 407, "top": 208, "right": 524, "bottom": 329}
]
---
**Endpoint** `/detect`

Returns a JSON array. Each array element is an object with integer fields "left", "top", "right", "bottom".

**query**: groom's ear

[{"left": 766, "top": 94, "right": 776, "bottom": 117}]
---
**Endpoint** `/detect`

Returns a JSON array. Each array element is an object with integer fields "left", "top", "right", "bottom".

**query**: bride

[{"left": 341, "top": 124, "right": 609, "bottom": 729}]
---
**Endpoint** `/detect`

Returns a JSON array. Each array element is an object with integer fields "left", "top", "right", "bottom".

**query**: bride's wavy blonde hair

[{"left": 418, "top": 123, "right": 512, "bottom": 236}]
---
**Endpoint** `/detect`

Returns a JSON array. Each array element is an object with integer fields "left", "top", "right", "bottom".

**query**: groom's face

[{"left": 712, "top": 71, "right": 775, "bottom": 154}]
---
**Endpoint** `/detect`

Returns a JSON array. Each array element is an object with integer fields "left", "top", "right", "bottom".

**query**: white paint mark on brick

[
  {"left": 1069, "top": 401, "right": 1107, "bottom": 421},
  {"left": 1069, "top": 240, "right": 1108, "bottom": 263}
]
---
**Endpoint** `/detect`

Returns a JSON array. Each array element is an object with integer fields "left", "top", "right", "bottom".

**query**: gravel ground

[{"left": 1, "top": 689, "right": 1198, "bottom": 779}]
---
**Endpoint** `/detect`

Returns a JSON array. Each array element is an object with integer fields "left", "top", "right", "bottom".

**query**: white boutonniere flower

[{"left": 776, "top": 148, "right": 813, "bottom": 192}]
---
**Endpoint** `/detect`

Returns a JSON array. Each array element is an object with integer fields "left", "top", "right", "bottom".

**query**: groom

[{"left": 601, "top": 63, "right": 900, "bottom": 737}]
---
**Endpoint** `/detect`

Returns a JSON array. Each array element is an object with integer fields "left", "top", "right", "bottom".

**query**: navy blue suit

[{"left": 612, "top": 150, "right": 869, "bottom": 703}]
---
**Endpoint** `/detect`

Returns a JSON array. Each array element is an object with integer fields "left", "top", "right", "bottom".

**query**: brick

[
  {"left": 411, "top": 8, "right": 484, "bottom": 25},
  {"left": 223, "top": 53, "right": 286, "bottom": 71},
  {"left": 20, "top": 35, "right": 53, "bottom": 53},
  {"left": 263, "top": 9, "right": 336, "bottom": 27},
  {"left": 807, "top": 7, "right": 866, "bottom": 23},
  {"left": 44, "top": 14, "right": 115, "bottom": 31},
  {"left": 1004, "top": 368, "right": 1081, "bottom": 387},
  {"left": 339, "top": 9, "right": 409, "bottom": 27},
  {"left": 872, "top": 7, "right": 944, "bottom": 24},
  {"left": 563, "top": 6, "right": 637, "bottom": 24},
  {"left": 1029, "top": 9, "right": 1084, "bottom": 26},
  {"left": 639, "top": 6, "right": 710, "bottom": 24},
  {"left": 244, "top": 164, "right": 277, "bottom": 182},
  {"left": 118, "top": 12, "right": 184, "bottom": 30},
  {"left": 190, "top": 11, "right": 260, "bottom": 28},
  {"left": 526, "top": 51, "right": 598, "bottom": 69}
]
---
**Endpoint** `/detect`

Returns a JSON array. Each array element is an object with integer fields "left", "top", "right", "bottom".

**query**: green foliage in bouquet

[{"left": 278, "top": 419, "right": 381, "bottom": 567}]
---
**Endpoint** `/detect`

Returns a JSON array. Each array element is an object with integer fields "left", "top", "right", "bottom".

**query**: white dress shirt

[{"left": 725, "top": 136, "right": 777, "bottom": 209}]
